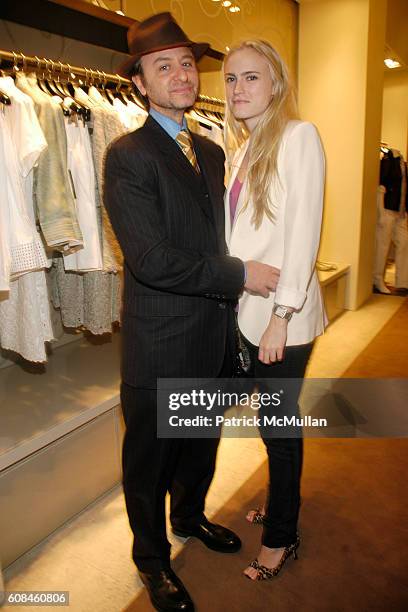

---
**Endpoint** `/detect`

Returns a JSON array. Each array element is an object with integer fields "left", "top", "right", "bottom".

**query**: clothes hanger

[
  {"left": 9, "top": 50, "right": 22, "bottom": 83},
  {"left": 114, "top": 77, "right": 130, "bottom": 105},
  {"left": 87, "top": 68, "right": 100, "bottom": 98},
  {"left": 52, "top": 60, "right": 69, "bottom": 98},
  {"left": 64, "top": 63, "right": 77, "bottom": 98},
  {"left": 74, "top": 67, "right": 92, "bottom": 104},
  {"left": 45, "top": 59, "right": 65, "bottom": 98},
  {"left": 66, "top": 63, "right": 90, "bottom": 120},
  {"left": 195, "top": 106, "right": 223, "bottom": 128},
  {"left": 73, "top": 68, "right": 92, "bottom": 121},
  {"left": 57, "top": 62, "right": 72, "bottom": 98},
  {"left": 0, "top": 89, "right": 11, "bottom": 105},
  {"left": 121, "top": 80, "right": 147, "bottom": 111},
  {"left": 0, "top": 52, "right": 12, "bottom": 104},
  {"left": 96, "top": 70, "right": 114, "bottom": 104},
  {"left": 114, "top": 74, "right": 143, "bottom": 109},
  {"left": 36, "top": 56, "right": 53, "bottom": 95},
  {"left": 188, "top": 108, "right": 214, "bottom": 129},
  {"left": 72, "top": 65, "right": 92, "bottom": 107},
  {"left": 102, "top": 71, "right": 116, "bottom": 103},
  {"left": 58, "top": 61, "right": 90, "bottom": 117}
]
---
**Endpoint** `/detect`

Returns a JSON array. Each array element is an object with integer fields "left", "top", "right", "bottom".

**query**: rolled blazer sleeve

[
  {"left": 104, "top": 142, "right": 244, "bottom": 298},
  {"left": 274, "top": 122, "right": 325, "bottom": 310}
]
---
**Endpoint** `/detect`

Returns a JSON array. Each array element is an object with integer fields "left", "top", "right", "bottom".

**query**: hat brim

[{"left": 117, "top": 41, "right": 210, "bottom": 79}]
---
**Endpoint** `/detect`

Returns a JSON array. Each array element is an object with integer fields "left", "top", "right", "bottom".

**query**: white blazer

[{"left": 225, "top": 120, "right": 328, "bottom": 347}]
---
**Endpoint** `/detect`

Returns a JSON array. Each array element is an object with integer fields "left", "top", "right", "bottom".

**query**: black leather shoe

[
  {"left": 172, "top": 518, "right": 241, "bottom": 553},
  {"left": 138, "top": 568, "right": 194, "bottom": 612}
]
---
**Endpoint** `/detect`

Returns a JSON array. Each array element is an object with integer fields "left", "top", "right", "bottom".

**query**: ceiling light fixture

[
  {"left": 229, "top": 5, "right": 240, "bottom": 11},
  {"left": 222, "top": 1, "right": 232, "bottom": 7},
  {"left": 384, "top": 58, "right": 401, "bottom": 69}
]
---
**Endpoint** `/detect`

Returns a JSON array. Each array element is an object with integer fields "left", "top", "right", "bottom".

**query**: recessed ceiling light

[
  {"left": 384, "top": 58, "right": 401, "bottom": 69},
  {"left": 229, "top": 5, "right": 240, "bottom": 11},
  {"left": 222, "top": 1, "right": 232, "bottom": 7}
]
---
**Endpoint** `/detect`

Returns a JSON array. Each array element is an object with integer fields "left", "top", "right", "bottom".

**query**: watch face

[{"left": 274, "top": 305, "right": 292, "bottom": 319}]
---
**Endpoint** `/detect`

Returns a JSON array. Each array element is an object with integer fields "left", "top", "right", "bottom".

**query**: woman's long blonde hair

[{"left": 224, "top": 40, "right": 298, "bottom": 228}]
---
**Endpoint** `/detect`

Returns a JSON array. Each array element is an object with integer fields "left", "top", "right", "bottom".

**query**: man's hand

[{"left": 244, "top": 261, "right": 280, "bottom": 298}]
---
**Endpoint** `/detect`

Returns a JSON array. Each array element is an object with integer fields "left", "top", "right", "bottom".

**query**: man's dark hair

[
  {"left": 131, "top": 58, "right": 149, "bottom": 109},
  {"left": 132, "top": 58, "right": 144, "bottom": 77}
]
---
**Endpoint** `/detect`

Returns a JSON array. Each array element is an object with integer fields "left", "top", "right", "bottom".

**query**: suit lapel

[
  {"left": 191, "top": 133, "right": 219, "bottom": 225},
  {"left": 143, "top": 116, "right": 213, "bottom": 222}
]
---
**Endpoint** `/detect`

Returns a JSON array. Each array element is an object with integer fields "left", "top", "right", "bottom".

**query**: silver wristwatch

[{"left": 273, "top": 304, "right": 293, "bottom": 321}]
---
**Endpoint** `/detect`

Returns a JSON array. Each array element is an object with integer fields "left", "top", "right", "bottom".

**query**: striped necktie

[{"left": 176, "top": 129, "right": 200, "bottom": 173}]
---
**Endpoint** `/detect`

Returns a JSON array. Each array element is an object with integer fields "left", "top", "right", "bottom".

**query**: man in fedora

[{"left": 104, "top": 12, "right": 279, "bottom": 612}]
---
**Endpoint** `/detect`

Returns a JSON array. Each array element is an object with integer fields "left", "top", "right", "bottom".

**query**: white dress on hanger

[
  {"left": 0, "top": 113, "right": 12, "bottom": 291},
  {"left": 62, "top": 115, "right": 103, "bottom": 272},
  {"left": 0, "top": 77, "right": 54, "bottom": 362},
  {"left": 0, "top": 77, "right": 48, "bottom": 279},
  {"left": 74, "top": 85, "right": 124, "bottom": 271}
]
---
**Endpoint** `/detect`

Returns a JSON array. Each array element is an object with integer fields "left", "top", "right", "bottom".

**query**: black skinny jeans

[{"left": 242, "top": 335, "right": 314, "bottom": 548}]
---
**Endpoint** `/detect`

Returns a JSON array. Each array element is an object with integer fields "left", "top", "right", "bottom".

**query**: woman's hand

[{"left": 258, "top": 315, "right": 288, "bottom": 364}]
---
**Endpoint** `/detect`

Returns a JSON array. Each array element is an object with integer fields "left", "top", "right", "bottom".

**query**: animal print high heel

[
  {"left": 245, "top": 536, "right": 300, "bottom": 581},
  {"left": 246, "top": 508, "right": 265, "bottom": 525}
]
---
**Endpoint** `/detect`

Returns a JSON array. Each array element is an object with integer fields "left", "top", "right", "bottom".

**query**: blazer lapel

[
  {"left": 144, "top": 116, "right": 213, "bottom": 221},
  {"left": 225, "top": 140, "right": 249, "bottom": 244}
]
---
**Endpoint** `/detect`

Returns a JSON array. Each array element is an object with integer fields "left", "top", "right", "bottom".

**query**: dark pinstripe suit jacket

[{"left": 104, "top": 115, "right": 244, "bottom": 388}]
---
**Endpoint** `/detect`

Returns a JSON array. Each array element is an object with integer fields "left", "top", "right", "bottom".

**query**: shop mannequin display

[
  {"left": 373, "top": 148, "right": 408, "bottom": 295},
  {"left": 224, "top": 40, "right": 326, "bottom": 581},
  {"left": 104, "top": 13, "right": 280, "bottom": 612}
]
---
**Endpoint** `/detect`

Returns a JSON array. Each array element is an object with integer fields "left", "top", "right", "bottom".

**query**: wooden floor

[{"left": 126, "top": 299, "right": 408, "bottom": 612}]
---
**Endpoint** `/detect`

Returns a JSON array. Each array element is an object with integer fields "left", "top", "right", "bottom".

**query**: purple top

[{"left": 229, "top": 176, "right": 243, "bottom": 226}]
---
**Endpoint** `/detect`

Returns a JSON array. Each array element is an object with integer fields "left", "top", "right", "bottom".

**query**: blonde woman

[{"left": 224, "top": 40, "right": 327, "bottom": 581}]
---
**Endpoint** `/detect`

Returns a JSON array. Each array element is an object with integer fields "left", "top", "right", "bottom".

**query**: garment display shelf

[
  {"left": 0, "top": 333, "right": 123, "bottom": 568},
  {"left": 318, "top": 263, "right": 350, "bottom": 321},
  {"left": 0, "top": 0, "right": 223, "bottom": 69}
]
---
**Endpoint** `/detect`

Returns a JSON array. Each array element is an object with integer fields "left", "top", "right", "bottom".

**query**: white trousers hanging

[{"left": 373, "top": 187, "right": 408, "bottom": 288}]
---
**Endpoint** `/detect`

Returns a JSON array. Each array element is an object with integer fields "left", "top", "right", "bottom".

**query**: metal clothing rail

[
  {"left": 0, "top": 49, "right": 226, "bottom": 107},
  {"left": 198, "top": 94, "right": 225, "bottom": 108},
  {"left": 0, "top": 49, "right": 129, "bottom": 88}
]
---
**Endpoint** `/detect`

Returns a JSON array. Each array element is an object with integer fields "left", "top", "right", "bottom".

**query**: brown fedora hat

[{"left": 118, "top": 12, "right": 210, "bottom": 78}]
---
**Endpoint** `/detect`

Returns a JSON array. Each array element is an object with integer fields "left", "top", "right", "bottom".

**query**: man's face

[{"left": 133, "top": 46, "right": 199, "bottom": 118}]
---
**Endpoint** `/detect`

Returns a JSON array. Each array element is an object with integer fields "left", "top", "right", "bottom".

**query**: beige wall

[
  {"left": 386, "top": 0, "right": 408, "bottom": 65},
  {"left": 382, "top": 70, "right": 408, "bottom": 158},
  {"left": 121, "top": 0, "right": 298, "bottom": 98},
  {"left": 298, "top": 0, "right": 386, "bottom": 309},
  {"left": 357, "top": 1, "right": 389, "bottom": 306}
]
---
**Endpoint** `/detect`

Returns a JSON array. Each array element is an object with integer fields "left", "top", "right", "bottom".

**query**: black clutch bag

[{"left": 233, "top": 313, "right": 251, "bottom": 378}]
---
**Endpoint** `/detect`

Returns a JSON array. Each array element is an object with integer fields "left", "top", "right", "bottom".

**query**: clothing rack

[
  {"left": 0, "top": 49, "right": 130, "bottom": 89},
  {"left": 197, "top": 94, "right": 225, "bottom": 109},
  {"left": 0, "top": 49, "right": 226, "bottom": 108}
]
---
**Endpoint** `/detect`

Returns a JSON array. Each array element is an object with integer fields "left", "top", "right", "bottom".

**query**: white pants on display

[{"left": 374, "top": 188, "right": 408, "bottom": 289}]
